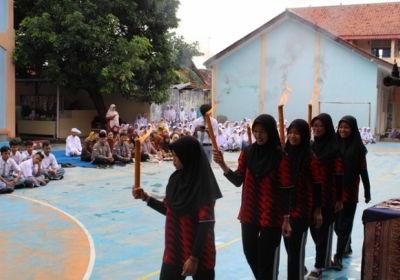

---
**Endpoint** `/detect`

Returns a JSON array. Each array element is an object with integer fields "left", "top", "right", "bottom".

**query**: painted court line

[{"left": 9, "top": 194, "right": 96, "bottom": 280}]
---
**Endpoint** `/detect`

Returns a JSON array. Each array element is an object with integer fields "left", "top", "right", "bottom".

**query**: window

[{"left": 371, "top": 40, "right": 391, "bottom": 58}]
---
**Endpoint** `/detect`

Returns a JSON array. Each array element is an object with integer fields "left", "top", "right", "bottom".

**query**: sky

[{"left": 174, "top": 0, "right": 399, "bottom": 68}]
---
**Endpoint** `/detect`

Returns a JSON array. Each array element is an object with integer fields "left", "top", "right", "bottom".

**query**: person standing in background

[{"left": 105, "top": 104, "right": 119, "bottom": 130}]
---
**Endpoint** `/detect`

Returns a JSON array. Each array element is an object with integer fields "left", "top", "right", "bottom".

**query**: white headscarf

[{"left": 106, "top": 104, "right": 119, "bottom": 128}]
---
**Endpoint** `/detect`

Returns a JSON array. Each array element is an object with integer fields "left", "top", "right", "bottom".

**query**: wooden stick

[
  {"left": 278, "top": 105, "right": 285, "bottom": 147},
  {"left": 308, "top": 104, "right": 312, "bottom": 132},
  {"left": 204, "top": 114, "right": 218, "bottom": 150},
  {"left": 134, "top": 139, "right": 141, "bottom": 199},
  {"left": 247, "top": 124, "right": 252, "bottom": 145}
]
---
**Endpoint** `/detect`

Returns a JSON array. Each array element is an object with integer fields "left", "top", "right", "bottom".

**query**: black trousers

[
  {"left": 81, "top": 154, "right": 92, "bottom": 162},
  {"left": 309, "top": 207, "right": 335, "bottom": 269},
  {"left": 334, "top": 202, "right": 357, "bottom": 258},
  {"left": 241, "top": 223, "right": 281, "bottom": 280},
  {"left": 284, "top": 218, "right": 309, "bottom": 280},
  {"left": 159, "top": 262, "right": 214, "bottom": 280}
]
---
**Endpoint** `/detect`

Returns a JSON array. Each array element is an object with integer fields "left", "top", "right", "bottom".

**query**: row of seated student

[
  {"left": 75, "top": 129, "right": 178, "bottom": 168},
  {"left": 1, "top": 140, "right": 65, "bottom": 194}
]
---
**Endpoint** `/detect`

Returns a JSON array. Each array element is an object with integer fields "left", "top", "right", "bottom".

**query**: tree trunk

[{"left": 87, "top": 90, "right": 108, "bottom": 128}]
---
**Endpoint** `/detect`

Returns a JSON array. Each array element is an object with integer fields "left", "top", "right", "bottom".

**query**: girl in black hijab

[
  {"left": 284, "top": 119, "right": 322, "bottom": 280},
  {"left": 133, "top": 136, "right": 222, "bottom": 279},
  {"left": 213, "top": 114, "right": 293, "bottom": 280},
  {"left": 332, "top": 115, "right": 371, "bottom": 271},
  {"left": 307, "top": 113, "right": 344, "bottom": 279}
]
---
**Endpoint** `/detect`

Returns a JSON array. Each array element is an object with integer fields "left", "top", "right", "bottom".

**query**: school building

[
  {"left": 204, "top": 2, "right": 400, "bottom": 136},
  {"left": 0, "top": 0, "right": 15, "bottom": 141}
]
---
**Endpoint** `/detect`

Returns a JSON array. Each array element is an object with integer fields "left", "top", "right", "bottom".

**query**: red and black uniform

[
  {"left": 310, "top": 113, "right": 344, "bottom": 270},
  {"left": 284, "top": 119, "right": 322, "bottom": 280},
  {"left": 224, "top": 114, "right": 293, "bottom": 280},
  {"left": 148, "top": 198, "right": 216, "bottom": 278},
  {"left": 334, "top": 116, "right": 371, "bottom": 261},
  {"left": 145, "top": 136, "right": 222, "bottom": 280}
]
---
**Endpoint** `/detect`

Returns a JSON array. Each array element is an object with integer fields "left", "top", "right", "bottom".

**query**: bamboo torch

[
  {"left": 247, "top": 123, "right": 252, "bottom": 145},
  {"left": 308, "top": 103, "right": 312, "bottom": 132},
  {"left": 278, "top": 105, "right": 285, "bottom": 146},
  {"left": 133, "top": 127, "right": 153, "bottom": 199},
  {"left": 204, "top": 103, "right": 218, "bottom": 150}
]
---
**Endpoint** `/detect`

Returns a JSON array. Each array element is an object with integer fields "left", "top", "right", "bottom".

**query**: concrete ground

[{"left": 1, "top": 141, "right": 400, "bottom": 279}]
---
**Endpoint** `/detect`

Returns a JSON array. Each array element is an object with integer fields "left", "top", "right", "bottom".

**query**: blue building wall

[
  {"left": 216, "top": 37, "right": 262, "bottom": 121},
  {"left": 215, "top": 18, "right": 379, "bottom": 130},
  {"left": 0, "top": 0, "right": 7, "bottom": 32},
  {"left": 264, "top": 20, "right": 315, "bottom": 122},
  {"left": 0, "top": 48, "right": 6, "bottom": 129},
  {"left": 319, "top": 36, "right": 377, "bottom": 128}
]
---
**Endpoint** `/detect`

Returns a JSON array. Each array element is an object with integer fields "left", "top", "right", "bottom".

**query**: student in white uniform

[
  {"left": 179, "top": 106, "right": 186, "bottom": 123},
  {"left": 19, "top": 152, "right": 48, "bottom": 187},
  {"left": 41, "top": 141, "right": 65, "bottom": 180},
  {"left": 65, "top": 128, "right": 82, "bottom": 156},
  {"left": 21, "top": 140, "right": 37, "bottom": 161},
  {"left": 105, "top": 104, "right": 119, "bottom": 130},
  {"left": 0, "top": 146, "right": 25, "bottom": 194},
  {"left": 9, "top": 139, "right": 23, "bottom": 165},
  {"left": 189, "top": 107, "right": 197, "bottom": 121}
]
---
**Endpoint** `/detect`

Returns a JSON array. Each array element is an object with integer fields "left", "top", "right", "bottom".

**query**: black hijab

[
  {"left": 285, "top": 119, "right": 314, "bottom": 183},
  {"left": 245, "top": 114, "right": 284, "bottom": 179},
  {"left": 160, "top": 135, "right": 171, "bottom": 153},
  {"left": 166, "top": 136, "right": 222, "bottom": 216},
  {"left": 310, "top": 113, "right": 342, "bottom": 165},
  {"left": 336, "top": 115, "right": 367, "bottom": 188}
]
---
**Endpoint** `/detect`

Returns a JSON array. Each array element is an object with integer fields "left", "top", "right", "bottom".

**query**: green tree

[{"left": 13, "top": 0, "right": 180, "bottom": 119}]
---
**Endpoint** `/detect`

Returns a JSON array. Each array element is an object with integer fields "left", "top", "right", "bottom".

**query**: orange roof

[{"left": 290, "top": 2, "right": 400, "bottom": 38}]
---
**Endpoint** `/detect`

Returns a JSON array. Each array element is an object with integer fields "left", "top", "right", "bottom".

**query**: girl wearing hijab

[
  {"left": 133, "top": 136, "right": 222, "bottom": 279},
  {"left": 159, "top": 135, "right": 173, "bottom": 160},
  {"left": 213, "top": 114, "right": 293, "bottom": 279},
  {"left": 284, "top": 119, "right": 322, "bottom": 280},
  {"left": 105, "top": 104, "right": 119, "bottom": 130},
  {"left": 307, "top": 113, "right": 344, "bottom": 280},
  {"left": 332, "top": 115, "right": 371, "bottom": 271}
]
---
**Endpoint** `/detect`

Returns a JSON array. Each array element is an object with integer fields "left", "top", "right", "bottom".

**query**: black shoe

[
  {"left": 27, "top": 183, "right": 35, "bottom": 188},
  {"left": 333, "top": 255, "right": 343, "bottom": 270},
  {"left": 6, "top": 187, "right": 14, "bottom": 193}
]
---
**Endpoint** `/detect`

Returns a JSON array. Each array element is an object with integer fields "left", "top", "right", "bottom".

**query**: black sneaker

[
  {"left": 333, "top": 255, "right": 343, "bottom": 270},
  {"left": 307, "top": 269, "right": 322, "bottom": 280}
]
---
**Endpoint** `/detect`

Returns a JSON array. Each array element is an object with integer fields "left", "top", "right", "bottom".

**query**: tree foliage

[{"left": 13, "top": 0, "right": 182, "bottom": 117}]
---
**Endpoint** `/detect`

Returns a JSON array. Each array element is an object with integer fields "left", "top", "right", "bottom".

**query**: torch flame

[
  {"left": 279, "top": 83, "right": 292, "bottom": 106},
  {"left": 138, "top": 127, "right": 153, "bottom": 142},
  {"left": 206, "top": 102, "right": 218, "bottom": 115}
]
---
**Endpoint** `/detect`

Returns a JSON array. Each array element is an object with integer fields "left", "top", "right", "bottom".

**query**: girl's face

[
  {"left": 312, "top": 119, "right": 325, "bottom": 137},
  {"left": 252, "top": 124, "right": 268, "bottom": 145},
  {"left": 287, "top": 126, "right": 301, "bottom": 146},
  {"left": 339, "top": 121, "right": 352, "bottom": 138},
  {"left": 107, "top": 132, "right": 113, "bottom": 139},
  {"left": 172, "top": 151, "right": 184, "bottom": 170}
]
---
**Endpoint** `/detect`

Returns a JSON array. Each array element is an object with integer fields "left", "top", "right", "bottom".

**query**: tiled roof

[{"left": 290, "top": 2, "right": 400, "bottom": 38}]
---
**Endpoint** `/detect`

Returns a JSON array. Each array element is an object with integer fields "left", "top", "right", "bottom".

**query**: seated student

[
  {"left": 9, "top": 139, "right": 23, "bottom": 164},
  {"left": 112, "top": 132, "right": 132, "bottom": 164},
  {"left": 19, "top": 152, "right": 48, "bottom": 187},
  {"left": 216, "top": 128, "right": 229, "bottom": 151},
  {"left": 150, "top": 131, "right": 163, "bottom": 151},
  {"left": 107, "top": 130, "right": 116, "bottom": 150},
  {"left": 21, "top": 140, "right": 37, "bottom": 161},
  {"left": 91, "top": 130, "right": 114, "bottom": 167},
  {"left": 81, "top": 132, "right": 99, "bottom": 162},
  {"left": 141, "top": 137, "right": 162, "bottom": 162},
  {"left": 66, "top": 128, "right": 82, "bottom": 156},
  {"left": 0, "top": 146, "right": 25, "bottom": 194},
  {"left": 41, "top": 141, "right": 65, "bottom": 180},
  {"left": 159, "top": 135, "right": 173, "bottom": 160}
]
